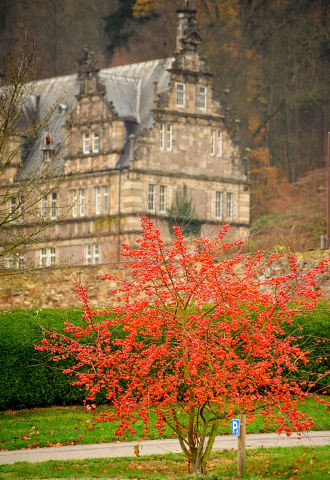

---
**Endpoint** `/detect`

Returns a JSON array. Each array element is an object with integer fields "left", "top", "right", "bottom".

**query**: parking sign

[{"left": 232, "top": 418, "right": 240, "bottom": 436}]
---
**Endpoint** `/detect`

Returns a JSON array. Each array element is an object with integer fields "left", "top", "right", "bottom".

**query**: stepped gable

[{"left": 21, "top": 57, "right": 174, "bottom": 176}]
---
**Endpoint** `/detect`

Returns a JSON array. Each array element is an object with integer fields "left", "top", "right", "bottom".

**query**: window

[
  {"left": 95, "top": 187, "right": 101, "bottom": 214},
  {"left": 167, "top": 124, "right": 172, "bottom": 151},
  {"left": 83, "top": 133, "right": 90, "bottom": 154},
  {"left": 16, "top": 253, "right": 24, "bottom": 269},
  {"left": 86, "top": 244, "right": 92, "bottom": 265},
  {"left": 40, "top": 248, "right": 47, "bottom": 267},
  {"left": 49, "top": 248, "right": 56, "bottom": 266},
  {"left": 226, "top": 192, "right": 233, "bottom": 220},
  {"left": 103, "top": 186, "right": 108, "bottom": 213},
  {"left": 198, "top": 86, "right": 207, "bottom": 109},
  {"left": 10, "top": 197, "right": 16, "bottom": 221},
  {"left": 80, "top": 189, "right": 85, "bottom": 216},
  {"left": 40, "top": 248, "right": 56, "bottom": 267},
  {"left": 7, "top": 256, "right": 14, "bottom": 269},
  {"left": 160, "top": 124, "right": 173, "bottom": 152},
  {"left": 92, "top": 132, "right": 99, "bottom": 153},
  {"left": 148, "top": 185, "right": 156, "bottom": 213},
  {"left": 215, "top": 191, "right": 223, "bottom": 220},
  {"left": 159, "top": 185, "right": 167, "bottom": 214},
  {"left": 94, "top": 244, "right": 99, "bottom": 264},
  {"left": 176, "top": 83, "right": 185, "bottom": 107},
  {"left": 18, "top": 196, "right": 24, "bottom": 222},
  {"left": 7, "top": 254, "right": 24, "bottom": 269},
  {"left": 41, "top": 196, "right": 48, "bottom": 219},
  {"left": 86, "top": 244, "right": 99, "bottom": 265},
  {"left": 160, "top": 124, "right": 165, "bottom": 150},
  {"left": 51, "top": 192, "right": 57, "bottom": 219},
  {"left": 210, "top": 130, "right": 215, "bottom": 156},
  {"left": 217, "top": 130, "right": 223, "bottom": 157},
  {"left": 72, "top": 190, "right": 77, "bottom": 217}
]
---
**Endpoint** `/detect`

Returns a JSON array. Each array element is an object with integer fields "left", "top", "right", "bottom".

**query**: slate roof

[{"left": 22, "top": 57, "right": 174, "bottom": 176}]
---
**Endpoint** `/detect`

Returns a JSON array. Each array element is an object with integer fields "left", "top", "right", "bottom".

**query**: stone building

[{"left": 7, "top": 0, "right": 250, "bottom": 267}]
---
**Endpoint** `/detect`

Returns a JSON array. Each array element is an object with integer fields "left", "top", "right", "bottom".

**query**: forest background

[{"left": 1, "top": 0, "right": 330, "bottom": 251}]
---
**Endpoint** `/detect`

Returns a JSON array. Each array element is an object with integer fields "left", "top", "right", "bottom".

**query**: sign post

[{"left": 237, "top": 413, "right": 246, "bottom": 477}]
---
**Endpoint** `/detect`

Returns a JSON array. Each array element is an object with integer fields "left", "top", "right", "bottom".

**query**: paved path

[{"left": 0, "top": 431, "right": 329, "bottom": 465}]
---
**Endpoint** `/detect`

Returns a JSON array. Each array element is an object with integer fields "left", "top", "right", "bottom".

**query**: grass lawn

[
  {"left": 0, "top": 396, "right": 329, "bottom": 452},
  {"left": 0, "top": 445, "right": 330, "bottom": 479}
]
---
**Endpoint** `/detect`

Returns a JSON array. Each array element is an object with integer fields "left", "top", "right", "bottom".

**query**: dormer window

[
  {"left": 83, "top": 133, "right": 90, "bottom": 154},
  {"left": 176, "top": 83, "right": 185, "bottom": 107},
  {"left": 42, "top": 132, "right": 53, "bottom": 161},
  {"left": 92, "top": 132, "right": 99, "bottom": 153},
  {"left": 198, "top": 86, "right": 207, "bottom": 109}
]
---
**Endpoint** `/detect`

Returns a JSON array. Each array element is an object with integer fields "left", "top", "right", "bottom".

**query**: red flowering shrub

[{"left": 37, "top": 218, "right": 329, "bottom": 473}]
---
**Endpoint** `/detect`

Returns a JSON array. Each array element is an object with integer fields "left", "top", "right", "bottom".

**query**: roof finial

[
  {"left": 178, "top": 0, "right": 195, "bottom": 10},
  {"left": 176, "top": 0, "right": 199, "bottom": 52},
  {"left": 77, "top": 45, "right": 99, "bottom": 77}
]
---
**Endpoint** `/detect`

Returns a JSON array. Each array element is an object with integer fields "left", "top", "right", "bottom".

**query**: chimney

[{"left": 176, "top": 0, "right": 197, "bottom": 52}]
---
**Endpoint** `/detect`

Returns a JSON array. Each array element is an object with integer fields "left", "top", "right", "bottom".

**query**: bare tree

[{"left": 0, "top": 33, "right": 82, "bottom": 275}]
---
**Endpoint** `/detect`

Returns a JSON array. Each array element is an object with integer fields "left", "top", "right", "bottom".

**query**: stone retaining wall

[{"left": 1, "top": 249, "right": 330, "bottom": 311}]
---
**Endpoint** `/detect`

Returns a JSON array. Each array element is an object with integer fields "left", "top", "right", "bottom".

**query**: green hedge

[
  {"left": 0, "top": 306, "right": 329, "bottom": 410},
  {"left": 0, "top": 308, "right": 93, "bottom": 410},
  {"left": 283, "top": 306, "right": 330, "bottom": 392}
]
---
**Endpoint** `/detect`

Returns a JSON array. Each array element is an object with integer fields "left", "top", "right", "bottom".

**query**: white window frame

[
  {"left": 86, "top": 244, "right": 92, "bottom": 265},
  {"left": 159, "top": 185, "right": 167, "bottom": 214},
  {"left": 95, "top": 186, "right": 101, "bottom": 215},
  {"left": 80, "top": 189, "right": 85, "bottom": 216},
  {"left": 49, "top": 247, "right": 56, "bottom": 266},
  {"left": 103, "top": 186, "right": 108, "bottom": 213},
  {"left": 217, "top": 130, "right": 223, "bottom": 157},
  {"left": 94, "top": 244, "right": 99, "bottom": 265},
  {"left": 148, "top": 184, "right": 156, "bottom": 213},
  {"left": 215, "top": 191, "right": 223, "bottom": 220},
  {"left": 18, "top": 196, "right": 24, "bottom": 222},
  {"left": 16, "top": 253, "right": 24, "bottom": 269},
  {"left": 7, "top": 256, "right": 14, "bottom": 269},
  {"left": 50, "top": 192, "right": 57, "bottom": 220},
  {"left": 198, "top": 86, "right": 207, "bottom": 109},
  {"left": 176, "top": 83, "right": 185, "bottom": 107},
  {"left": 210, "top": 130, "right": 215, "bottom": 156},
  {"left": 83, "top": 133, "right": 90, "bottom": 154},
  {"left": 92, "top": 132, "right": 99, "bottom": 153},
  {"left": 41, "top": 195, "right": 48, "bottom": 219},
  {"left": 40, "top": 248, "right": 47, "bottom": 267},
  {"left": 8, "top": 253, "right": 24, "bottom": 269},
  {"left": 160, "top": 124, "right": 165, "bottom": 150},
  {"left": 72, "top": 189, "right": 77, "bottom": 217},
  {"left": 10, "top": 197, "right": 16, "bottom": 221},
  {"left": 166, "top": 124, "right": 172, "bottom": 151},
  {"left": 226, "top": 192, "right": 233, "bottom": 221}
]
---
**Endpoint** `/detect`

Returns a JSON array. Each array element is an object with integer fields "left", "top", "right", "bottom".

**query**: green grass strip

[
  {"left": 0, "top": 445, "right": 329, "bottom": 479},
  {"left": 1, "top": 397, "right": 329, "bottom": 452}
]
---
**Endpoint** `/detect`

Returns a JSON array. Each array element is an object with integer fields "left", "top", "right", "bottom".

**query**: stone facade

[{"left": 5, "top": 1, "right": 250, "bottom": 269}]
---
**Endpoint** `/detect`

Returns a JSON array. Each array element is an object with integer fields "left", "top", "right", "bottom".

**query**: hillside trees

[
  {"left": 0, "top": 0, "right": 117, "bottom": 78},
  {"left": 38, "top": 218, "right": 329, "bottom": 474}
]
